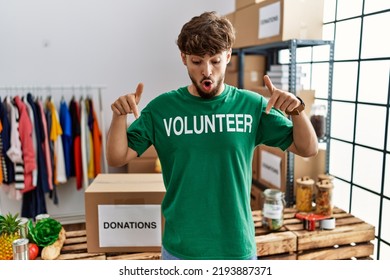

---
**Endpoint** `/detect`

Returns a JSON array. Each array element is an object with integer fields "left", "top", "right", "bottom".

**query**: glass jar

[
  {"left": 310, "top": 104, "right": 327, "bottom": 141},
  {"left": 315, "top": 180, "right": 334, "bottom": 217},
  {"left": 262, "top": 189, "right": 285, "bottom": 231},
  {"left": 295, "top": 176, "right": 315, "bottom": 212},
  {"left": 317, "top": 173, "right": 334, "bottom": 183}
]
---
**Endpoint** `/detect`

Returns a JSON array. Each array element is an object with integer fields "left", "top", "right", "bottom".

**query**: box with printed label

[
  {"left": 234, "top": 0, "right": 324, "bottom": 48},
  {"left": 85, "top": 173, "right": 166, "bottom": 253}
]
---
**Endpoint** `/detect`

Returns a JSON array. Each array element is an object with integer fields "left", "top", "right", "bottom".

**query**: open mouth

[{"left": 202, "top": 80, "right": 213, "bottom": 91}]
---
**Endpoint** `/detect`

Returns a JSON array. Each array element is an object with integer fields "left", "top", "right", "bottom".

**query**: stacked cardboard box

[
  {"left": 266, "top": 64, "right": 305, "bottom": 91},
  {"left": 229, "top": 0, "right": 324, "bottom": 48},
  {"left": 225, "top": 54, "right": 267, "bottom": 90}
]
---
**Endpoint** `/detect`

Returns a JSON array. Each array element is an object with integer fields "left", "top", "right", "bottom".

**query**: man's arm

[
  {"left": 263, "top": 75, "right": 318, "bottom": 157},
  {"left": 287, "top": 113, "right": 318, "bottom": 157},
  {"left": 106, "top": 83, "right": 144, "bottom": 167}
]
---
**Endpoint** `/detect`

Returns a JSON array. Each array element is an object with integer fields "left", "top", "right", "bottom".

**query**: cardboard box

[
  {"left": 226, "top": 55, "right": 266, "bottom": 88},
  {"left": 250, "top": 185, "right": 264, "bottom": 210},
  {"left": 224, "top": 11, "right": 235, "bottom": 26},
  {"left": 227, "top": 54, "right": 266, "bottom": 73},
  {"left": 85, "top": 173, "right": 166, "bottom": 253},
  {"left": 234, "top": 0, "right": 324, "bottom": 48},
  {"left": 127, "top": 145, "right": 158, "bottom": 173},
  {"left": 294, "top": 147, "right": 326, "bottom": 185},
  {"left": 236, "top": 0, "right": 266, "bottom": 10},
  {"left": 255, "top": 145, "right": 287, "bottom": 191}
]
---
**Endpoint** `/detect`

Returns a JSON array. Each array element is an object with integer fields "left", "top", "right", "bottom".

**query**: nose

[{"left": 202, "top": 62, "right": 212, "bottom": 77}]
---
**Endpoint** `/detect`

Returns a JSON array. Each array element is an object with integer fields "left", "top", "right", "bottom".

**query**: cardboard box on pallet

[
  {"left": 234, "top": 0, "right": 324, "bottom": 48},
  {"left": 85, "top": 173, "right": 166, "bottom": 253}
]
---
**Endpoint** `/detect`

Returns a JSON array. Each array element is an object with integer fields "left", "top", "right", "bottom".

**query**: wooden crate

[
  {"left": 57, "top": 229, "right": 161, "bottom": 260},
  {"left": 253, "top": 207, "right": 375, "bottom": 260},
  {"left": 253, "top": 208, "right": 298, "bottom": 260},
  {"left": 56, "top": 207, "right": 374, "bottom": 260},
  {"left": 286, "top": 207, "right": 375, "bottom": 260}
]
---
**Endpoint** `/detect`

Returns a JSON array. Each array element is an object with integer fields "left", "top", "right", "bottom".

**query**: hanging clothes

[
  {"left": 27, "top": 94, "right": 50, "bottom": 194},
  {"left": 69, "top": 97, "right": 83, "bottom": 190},
  {"left": 4, "top": 97, "right": 24, "bottom": 195},
  {"left": 0, "top": 98, "right": 14, "bottom": 185},
  {"left": 13, "top": 95, "right": 37, "bottom": 193},
  {"left": 79, "top": 97, "right": 89, "bottom": 189},
  {"left": 46, "top": 98, "right": 67, "bottom": 185},
  {"left": 89, "top": 98, "right": 102, "bottom": 176},
  {"left": 59, "top": 98, "right": 72, "bottom": 179},
  {"left": 23, "top": 97, "right": 38, "bottom": 187},
  {"left": 85, "top": 99, "right": 95, "bottom": 179},
  {"left": 0, "top": 119, "right": 3, "bottom": 183},
  {"left": 35, "top": 98, "right": 53, "bottom": 192}
]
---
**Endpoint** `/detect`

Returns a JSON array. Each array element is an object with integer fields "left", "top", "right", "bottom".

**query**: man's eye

[
  {"left": 192, "top": 61, "right": 201, "bottom": 65},
  {"left": 212, "top": 61, "right": 221, "bottom": 65}
]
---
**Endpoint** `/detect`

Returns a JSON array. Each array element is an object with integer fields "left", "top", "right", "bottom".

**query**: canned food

[
  {"left": 17, "top": 217, "right": 29, "bottom": 239},
  {"left": 35, "top": 213, "right": 50, "bottom": 222},
  {"left": 12, "top": 238, "right": 29, "bottom": 260}
]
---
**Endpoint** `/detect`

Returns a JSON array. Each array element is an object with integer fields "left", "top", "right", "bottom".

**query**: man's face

[{"left": 181, "top": 50, "right": 231, "bottom": 99}]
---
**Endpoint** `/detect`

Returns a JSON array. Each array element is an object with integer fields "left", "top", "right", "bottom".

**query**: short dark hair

[{"left": 176, "top": 11, "right": 235, "bottom": 56}]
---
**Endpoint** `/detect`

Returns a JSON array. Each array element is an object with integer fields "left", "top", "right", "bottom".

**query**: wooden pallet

[
  {"left": 253, "top": 207, "right": 375, "bottom": 260},
  {"left": 287, "top": 208, "right": 375, "bottom": 260},
  {"left": 57, "top": 229, "right": 161, "bottom": 260},
  {"left": 56, "top": 207, "right": 374, "bottom": 260},
  {"left": 253, "top": 209, "right": 297, "bottom": 260}
]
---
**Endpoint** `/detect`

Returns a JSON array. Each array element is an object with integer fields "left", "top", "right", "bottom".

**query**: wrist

[{"left": 286, "top": 96, "right": 305, "bottom": 115}]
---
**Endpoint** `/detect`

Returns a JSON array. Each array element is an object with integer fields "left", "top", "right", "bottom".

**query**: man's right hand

[{"left": 111, "top": 82, "right": 144, "bottom": 119}]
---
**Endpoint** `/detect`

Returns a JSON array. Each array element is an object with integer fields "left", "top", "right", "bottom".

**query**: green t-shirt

[{"left": 127, "top": 84, "right": 293, "bottom": 259}]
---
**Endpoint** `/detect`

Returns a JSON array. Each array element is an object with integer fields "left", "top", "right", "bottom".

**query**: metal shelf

[{"left": 233, "top": 39, "right": 334, "bottom": 207}]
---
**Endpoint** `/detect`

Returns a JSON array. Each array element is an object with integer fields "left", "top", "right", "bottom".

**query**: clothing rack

[{"left": 0, "top": 84, "right": 108, "bottom": 174}]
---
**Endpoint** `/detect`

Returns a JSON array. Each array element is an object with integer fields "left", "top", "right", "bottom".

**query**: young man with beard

[{"left": 106, "top": 11, "right": 318, "bottom": 260}]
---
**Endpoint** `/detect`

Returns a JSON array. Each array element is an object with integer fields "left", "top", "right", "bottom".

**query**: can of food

[
  {"left": 12, "top": 238, "right": 30, "bottom": 260},
  {"left": 262, "top": 189, "right": 285, "bottom": 231},
  {"left": 315, "top": 180, "right": 334, "bottom": 217},
  {"left": 295, "top": 176, "right": 315, "bottom": 212},
  {"left": 17, "top": 217, "right": 29, "bottom": 239},
  {"left": 35, "top": 213, "right": 50, "bottom": 222}
]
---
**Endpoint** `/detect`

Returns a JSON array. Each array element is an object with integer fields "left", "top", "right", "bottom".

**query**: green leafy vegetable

[{"left": 28, "top": 218, "right": 62, "bottom": 247}]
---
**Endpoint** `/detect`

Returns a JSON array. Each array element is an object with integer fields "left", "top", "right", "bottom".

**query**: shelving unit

[{"left": 234, "top": 39, "right": 334, "bottom": 207}]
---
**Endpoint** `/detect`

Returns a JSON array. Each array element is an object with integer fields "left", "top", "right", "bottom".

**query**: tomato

[{"left": 29, "top": 243, "right": 39, "bottom": 260}]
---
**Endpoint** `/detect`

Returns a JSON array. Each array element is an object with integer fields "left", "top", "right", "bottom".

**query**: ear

[
  {"left": 181, "top": 53, "right": 187, "bottom": 65},
  {"left": 226, "top": 49, "right": 232, "bottom": 64}
]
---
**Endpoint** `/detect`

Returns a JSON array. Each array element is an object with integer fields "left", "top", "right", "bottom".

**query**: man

[{"left": 106, "top": 11, "right": 318, "bottom": 260}]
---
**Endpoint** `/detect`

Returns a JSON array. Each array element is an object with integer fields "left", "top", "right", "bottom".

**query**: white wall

[{"left": 0, "top": 0, "right": 235, "bottom": 221}]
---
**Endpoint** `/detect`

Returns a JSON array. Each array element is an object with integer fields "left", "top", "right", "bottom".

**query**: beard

[{"left": 189, "top": 74, "right": 224, "bottom": 99}]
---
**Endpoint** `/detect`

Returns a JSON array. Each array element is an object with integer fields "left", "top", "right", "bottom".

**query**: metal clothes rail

[{"left": 0, "top": 84, "right": 108, "bottom": 175}]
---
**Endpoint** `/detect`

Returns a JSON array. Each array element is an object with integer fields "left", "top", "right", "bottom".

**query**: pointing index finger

[
  {"left": 264, "top": 75, "right": 276, "bottom": 114},
  {"left": 135, "top": 82, "right": 144, "bottom": 100},
  {"left": 131, "top": 82, "right": 144, "bottom": 119}
]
